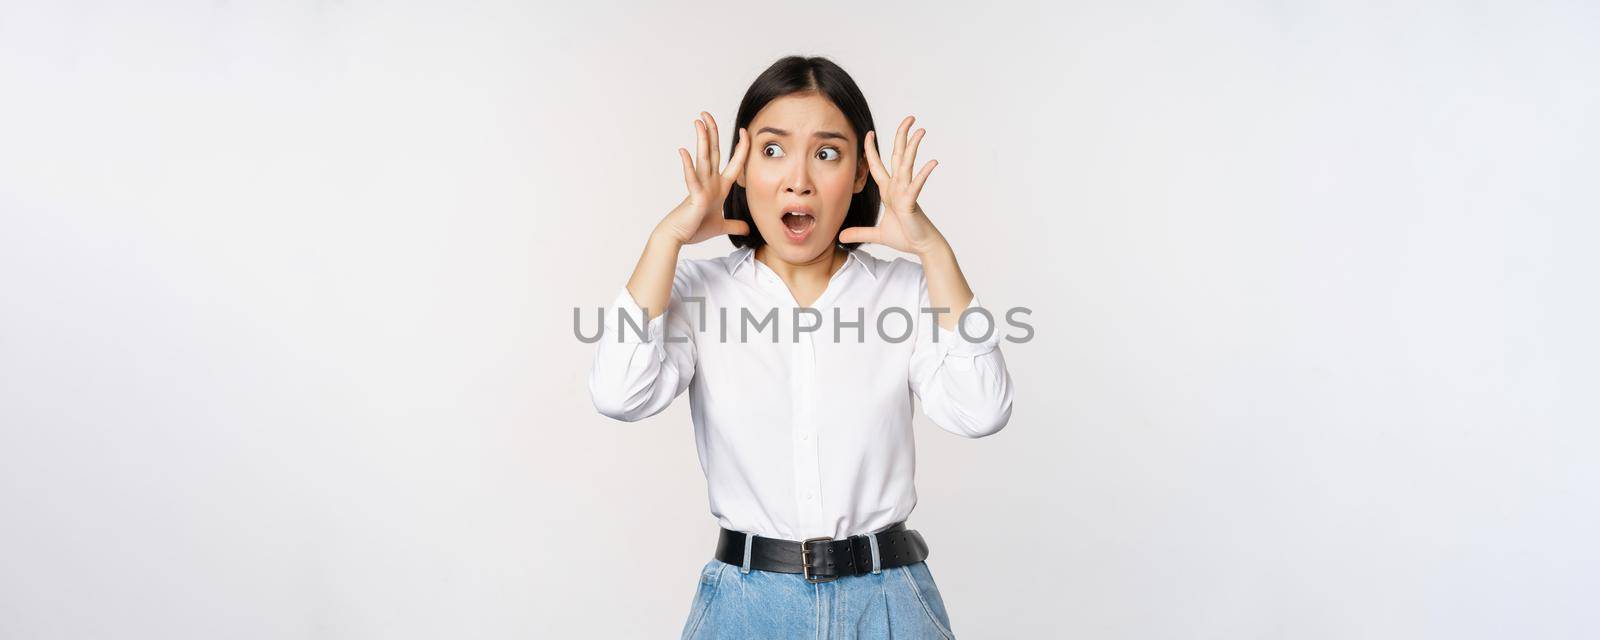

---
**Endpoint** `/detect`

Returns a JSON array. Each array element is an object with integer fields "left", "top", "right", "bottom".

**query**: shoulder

[
  {"left": 666, "top": 245, "right": 751, "bottom": 290},
  {"left": 865, "top": 250, "right": 928, "bottom": 287}
]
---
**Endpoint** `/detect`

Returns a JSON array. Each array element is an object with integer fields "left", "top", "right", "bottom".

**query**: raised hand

[
  {"left": 657, "top": 111, "right": 752, "bottom": 245},
  {"left": 838, "top": 115, "right": 947, "bottom": 256}
]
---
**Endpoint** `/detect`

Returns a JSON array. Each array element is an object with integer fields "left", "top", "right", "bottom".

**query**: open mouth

[{"left": 781, "top": 211, "right": 815, "bottom": 242}]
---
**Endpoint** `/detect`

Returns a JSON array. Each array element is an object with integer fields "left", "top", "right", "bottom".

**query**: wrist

[
  {"left": 914, "top": 236, "right": 955, "bottom": 263},
  {"left": 648, "top": 224, "right": 687, "bottom": 251}
]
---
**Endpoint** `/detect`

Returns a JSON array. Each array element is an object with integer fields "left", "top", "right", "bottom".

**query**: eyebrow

[{"left": 755, "top": 126, "right": 849, "bottom": 141}]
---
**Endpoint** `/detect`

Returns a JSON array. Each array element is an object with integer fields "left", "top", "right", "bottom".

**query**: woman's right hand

[{"left": 656, "top": 111, "right": 751, "bottom": 245}]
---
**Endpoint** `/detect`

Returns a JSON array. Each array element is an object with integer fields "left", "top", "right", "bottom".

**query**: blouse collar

[{"left": 725, "top": 245, "right": 879, "bottom": 282}]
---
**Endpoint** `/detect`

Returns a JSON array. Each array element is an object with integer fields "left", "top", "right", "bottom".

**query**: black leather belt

[{"left": 714, "top": 521, "right": 930, "bottom": 584}]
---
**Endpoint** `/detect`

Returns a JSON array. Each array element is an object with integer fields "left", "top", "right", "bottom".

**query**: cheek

[
  {"left": 817, "top": 166, "right": 858, "bottom": 209},
  {"left": 742, "top": 166, "right": 779, "bottom": 207},
  {"left": 744, "top": 162, "right": 780, "bottom": 189},
  {"left": 818, "top": 167, "right": 855, "bottom": 190}
]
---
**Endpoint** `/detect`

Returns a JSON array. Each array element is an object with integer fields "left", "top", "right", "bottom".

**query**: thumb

[
  {"left": 722, "top": 219, "right": 751, "bottom": 237},
  {"left": 837, "top": 226, "right": 878, "bottom": 245}
]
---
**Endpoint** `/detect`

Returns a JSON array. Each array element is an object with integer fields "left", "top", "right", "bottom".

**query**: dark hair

[{"left": 724, "top": 56, "right": 880, "bottom": 252}]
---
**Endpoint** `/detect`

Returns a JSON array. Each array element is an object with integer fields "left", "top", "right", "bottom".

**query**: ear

[{"left": 852, "top": 154, "right": 869, "bottom": 194}]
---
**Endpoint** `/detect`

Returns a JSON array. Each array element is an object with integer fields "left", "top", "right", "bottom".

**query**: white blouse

[{"left": 588, "top": 245, "right": 1015, "bottom": 541}]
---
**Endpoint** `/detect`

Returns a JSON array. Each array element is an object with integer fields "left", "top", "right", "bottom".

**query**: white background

[{"left": 2, "top": 1, "right": 1596, "bottom": 638}]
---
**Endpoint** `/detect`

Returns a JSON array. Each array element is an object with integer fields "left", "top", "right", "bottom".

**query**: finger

[
  {"left": 909, "top": 159, "right": 937, "bottom": 201},
  {"left": 902, "top": 128, "right": 926, "bottom": 178},
  {"left": 721, "top": 127, "right": 751, "bottom": 183},
  {"left": 722, "top": 219, "right": 750, "bottom": 237},
  {"left": 679, "top": 147, "right": 702, "bottom": 191},
  {"left": 838, "top": 225, "right": 880, "bottom": 245},
  {"left": 694, "top": 119, "right": 711, "bottom": 179},
  {"left": 892, "top": 115, "right": 914, "bottom": 176},
  {"left": 863, "top": 130, "right": 892, "bottom": 188},
  {"left": 703, "top": 111, "right": 721, "bottom": 172}
]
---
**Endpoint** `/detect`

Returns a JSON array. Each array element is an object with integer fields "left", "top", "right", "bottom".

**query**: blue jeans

[{"left": 679, "top": 558, "right": 957, "bottom": 639}]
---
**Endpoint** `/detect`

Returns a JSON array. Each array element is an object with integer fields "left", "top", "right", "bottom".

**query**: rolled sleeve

[
  {"left": 606, "top": 285, "right": 668, "bottom": 349},
  {"left": 589, "top": 272, "right": 697, "bottom": 422},
  {"left": 909, "top": 278, "right": 1016, "bottom": 439},
  {"left": 934, "top": 293, "right": 1004, "bottom": 361}
]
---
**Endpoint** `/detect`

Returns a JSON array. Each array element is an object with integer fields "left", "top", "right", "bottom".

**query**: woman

[{"left": 589, "top": 55, "right": 1015, "bottom": 639}]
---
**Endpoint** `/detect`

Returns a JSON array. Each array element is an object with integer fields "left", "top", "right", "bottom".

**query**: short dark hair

[{"left": 724, "top": 56, "right": 881, "bottom": 252}]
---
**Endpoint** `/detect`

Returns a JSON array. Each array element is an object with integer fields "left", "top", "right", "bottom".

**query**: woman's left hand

[{"left": 839, "top": 115, "right": 950, "bottom": 257}]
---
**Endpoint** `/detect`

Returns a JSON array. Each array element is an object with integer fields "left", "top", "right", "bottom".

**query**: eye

[
  {"left": 762, "top": 143, "right": 785, "bottom": 158},
  {"left": 817, "top": 147, "right": 840, "bottom": 161}
]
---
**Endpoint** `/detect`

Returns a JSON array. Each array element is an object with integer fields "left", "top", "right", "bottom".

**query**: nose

[{"left": 784, "top": 160, "right": 813, "bottom": 196}]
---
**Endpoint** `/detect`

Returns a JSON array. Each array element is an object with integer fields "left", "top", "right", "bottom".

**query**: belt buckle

[{"left": 800, "top": 536, "right": 837, "bottom": 584}]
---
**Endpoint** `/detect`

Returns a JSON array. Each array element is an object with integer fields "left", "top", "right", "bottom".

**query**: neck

[{"left": 755, "top": 244, "right": 847, "bottom": 287}]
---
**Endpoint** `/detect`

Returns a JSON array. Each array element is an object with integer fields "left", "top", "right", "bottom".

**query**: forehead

[{"left": 749, "top": 93, "right": 852, "bottom": 137}]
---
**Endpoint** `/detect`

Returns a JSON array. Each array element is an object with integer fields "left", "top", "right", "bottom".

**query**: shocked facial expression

[{"left": 737, "top": 92, "right": 870, "bottom": 263}]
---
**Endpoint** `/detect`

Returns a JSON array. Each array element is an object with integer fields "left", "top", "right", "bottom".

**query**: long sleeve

[
  {"left": 907, "top": 274, "right": 1015, "bottom": 438},
  {"left": 588, "top": 266, "right": 698, "bottom": 422}
]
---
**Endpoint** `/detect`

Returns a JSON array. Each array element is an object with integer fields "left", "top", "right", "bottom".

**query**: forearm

[
  {"left": 909, "top": 237, "right": 1014, "bottom": 438},
  {"left": 625, "top": 211, "right": 688, "bottom": 322},
  {"left": 917, "top": 237, "right": 975, "bottom": 332}
]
